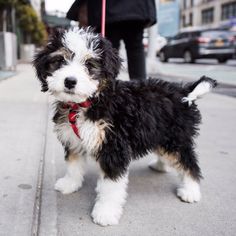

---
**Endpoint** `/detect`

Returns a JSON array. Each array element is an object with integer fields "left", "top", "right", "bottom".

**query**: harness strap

[{"left": 65, "top": 100, "right": 92, "bottom": 138}]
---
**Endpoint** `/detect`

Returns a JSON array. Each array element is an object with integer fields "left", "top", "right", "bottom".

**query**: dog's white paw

[
  {"left": 177, "top": 182, "right": 201, "bottom": 203},
  {"left": 91, "top": 203, "right": 122, "bottom": 226},
  {"left": 149, "top": 160, "right": 170, "bottom": 173},
  {"left": 54, "top": 176, "right": 82, "bottom": 194}
]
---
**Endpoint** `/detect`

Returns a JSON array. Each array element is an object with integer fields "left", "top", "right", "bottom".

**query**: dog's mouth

[
  {"left": 64, "top": 88, "right": 75, "bottom": 95},
  {"left": 50, "top": 87, "right": 95, "bottom": 103}
]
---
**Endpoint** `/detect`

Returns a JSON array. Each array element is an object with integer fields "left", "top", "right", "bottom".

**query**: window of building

[
  {"left": 183, "top": 0, "right": 187, "bottom": 9},
  {"left": 222, "top": 2, "right": 236, "bottom": 20},
  {"left": 189, "top": 12, "right": 193, "bottom": 26},
  {"left": 191, "top": 0, "right": 194, "bottom": 7},
  {"left": 202, "top": 8, "right": 214, "bottom": 24},
  {"left": 202, "top": 0, "right": 214, "bottom": 3},
  {"left": 182, "top": 14, "right": 186, "bottom": 27}
]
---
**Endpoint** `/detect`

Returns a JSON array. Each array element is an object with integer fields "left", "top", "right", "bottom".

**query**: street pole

[
  {"left": 148, "top": 0, "right": 159, "bottom": 59},
  {"left": 146, "top": 0, "right": 159, "bottom": 74},
  {"left": 11, "top": 6, "right": 16, "bottom": 34},
  {"left": 146, "top": 23, "right": 159, "bottom": 74},
  {"left": 147, "top": 24, "right": 157, "bottom": 59}
]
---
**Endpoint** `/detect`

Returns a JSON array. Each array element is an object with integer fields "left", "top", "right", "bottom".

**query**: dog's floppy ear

[
  {"left": 33, "top": 50, "right": 49, "bottom": 92},
  {"left": 98, "top": 36, "right": 122, "bottom": 79},
  {"left": 33, "top": 29, "right": 65, "bottom": 92}
]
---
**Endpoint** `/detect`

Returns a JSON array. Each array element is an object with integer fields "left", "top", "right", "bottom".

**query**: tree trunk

[
  {"left": 3, "top": 9, "right": 7, "bottom": 32},
  {"left": 0, "top": 10, "right": 3, "bottom": 31},
  {"left": 11, "top": 6, "right": 16, "bottom": 33}
]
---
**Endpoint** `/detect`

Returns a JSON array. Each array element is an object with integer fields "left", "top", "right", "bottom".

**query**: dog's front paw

[
  {"left": 54, "top": 176, "right": 82, "bottom": 194},
  {"left": 177, "top": 182, "right": 201, "bottom": 203},
  {"left": 91, "top": 203, "right": 122, "bottom": 226}
]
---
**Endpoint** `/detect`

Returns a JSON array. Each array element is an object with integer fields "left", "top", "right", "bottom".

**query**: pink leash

[{"left": 101, "top": 0, "right": 106, "bottom": 37}]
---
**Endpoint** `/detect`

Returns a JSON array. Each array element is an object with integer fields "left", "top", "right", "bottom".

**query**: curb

[
  {"left": 0, "top": 71, "right": 17, "bottom": 82},
  {"left": 152, "top": 72, "right": 236, "bottom": 88},
  {"left": 31, "top": 100, "right": 49, "bottom": 236}
]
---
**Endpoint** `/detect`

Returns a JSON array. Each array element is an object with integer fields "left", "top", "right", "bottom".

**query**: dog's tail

[{"left": 182, "top": 76, "right": 217, "bottom": 106}]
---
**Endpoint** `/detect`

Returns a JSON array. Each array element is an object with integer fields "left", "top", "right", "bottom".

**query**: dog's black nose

[{"left": 64, "top": 77, "right": 77, "bottom": 89}]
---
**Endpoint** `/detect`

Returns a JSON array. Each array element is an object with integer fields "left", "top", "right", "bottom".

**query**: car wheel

[
  {"left": 160, "top": 51, "right": 168, "bottom": 62},
  {"left": 184, "top": 50, "right": 195, "bottom": 63},
  {"left": 218, "top": 58, "right": 228, "bottom": 63}
]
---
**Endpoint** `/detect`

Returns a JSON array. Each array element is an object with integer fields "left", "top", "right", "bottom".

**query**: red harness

[{"left": 64, "top": 100, "right": 92, "bottom": 138}]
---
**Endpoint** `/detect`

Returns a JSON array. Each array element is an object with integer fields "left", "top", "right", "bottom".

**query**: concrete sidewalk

[
  {"left": 40, "top": 92, "right": 236, "bottom": 236},
  {"left": 0, "top": 64, "right": 236, "bottom": 236},
  {"left": 0, "top": 64, "right": 48, "bottom": 235},
  {"left": 0, "top": 70, "right": 16, "bottom": 81}
]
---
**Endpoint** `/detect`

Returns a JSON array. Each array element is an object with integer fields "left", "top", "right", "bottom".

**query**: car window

[
  {"left": 190, "top": 31, "right": 200, "bottom": 37},
  {"left": 183, "top": 33, "right": 190, "bottom": 38},
  {"left": 201, "top": 30, "right": 231, "bottom": 38},
  {"left": 174, "top": 34, "right": 181, "bottom": 40}
]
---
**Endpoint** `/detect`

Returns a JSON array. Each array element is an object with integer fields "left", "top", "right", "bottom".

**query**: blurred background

[
  {"left": 0, "top": 0, "right": 236, "bottom": 76},
  {"left": 0, "top": 2, "right": 236, "bottom": 235},
  {"left": 0, "top": 0, "right": 236, "bottom": 91}
]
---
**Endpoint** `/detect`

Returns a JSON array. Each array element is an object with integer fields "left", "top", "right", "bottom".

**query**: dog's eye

[
  {"left": 51, "top": 56, "right": 66, "bottom": 66},
  {"left": 47, "top": 56, "right": 65, "bottom": 72},
  {"left": 85, "top": 60, "right": 93, "bottom": 69},
  {"left": 53, "top": 57, "right": 65, "bottom": 64},
  {"left": 85, "top": 59, "right": 99, "bottom": 75}
]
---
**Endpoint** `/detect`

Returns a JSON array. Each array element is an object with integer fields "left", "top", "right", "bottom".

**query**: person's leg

[
  {"left": 105, "top": 24, "right": 121, "bottom": 50},
  {"left": 122, "top": 23, "right": 146, "bottom": 80}
]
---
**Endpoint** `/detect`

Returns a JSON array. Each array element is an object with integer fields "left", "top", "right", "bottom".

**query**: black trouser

[{"left": 105, "top": 22, "right": 146, "bottom": 80}]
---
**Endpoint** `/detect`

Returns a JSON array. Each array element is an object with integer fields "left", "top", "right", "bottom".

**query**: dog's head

[{"left": 33, "top": 27, "right": 121, "bottom": 103}]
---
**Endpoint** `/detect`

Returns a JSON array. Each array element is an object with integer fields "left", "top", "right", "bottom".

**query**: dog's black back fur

[
  {"left": 36, "top": 29, "right": 215, "bottom": 183},
  {"left": 85, "top": 78, "right": 204, "bottom": 180}
]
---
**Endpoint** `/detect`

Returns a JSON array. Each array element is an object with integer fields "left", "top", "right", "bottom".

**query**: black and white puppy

[{"left": 33, "top": 28, "right": 217, "bottom": 226}]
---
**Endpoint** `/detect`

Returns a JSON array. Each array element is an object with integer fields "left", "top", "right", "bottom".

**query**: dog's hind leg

[
  {"left": 152, "top": 147, "right": 201, "bottom": 203},
  {"left": 149, "top": 149, "right": 171, "bottom": 173},
  {"left": 176, "top": 146, "right": 202, "bottom": 203},
  {"left": 54, "top": 151, "right": 86, "bottom": 194}
]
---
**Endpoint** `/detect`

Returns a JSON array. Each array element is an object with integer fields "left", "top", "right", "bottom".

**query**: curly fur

[{"left": 33, "top": 27, "right": 217, "bottom": 226}]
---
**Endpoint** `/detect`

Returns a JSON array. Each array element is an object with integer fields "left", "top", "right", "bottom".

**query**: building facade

[{"left": 180, "top": 0, "right": 236, "bottom": 30}]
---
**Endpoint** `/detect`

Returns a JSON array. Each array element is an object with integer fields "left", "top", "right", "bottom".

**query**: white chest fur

[{"left": 54, "top": 110, "right": 110, "bottom": 155}]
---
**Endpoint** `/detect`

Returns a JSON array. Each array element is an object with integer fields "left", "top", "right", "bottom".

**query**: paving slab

[{"left": 0, "top": 64, "right": 48, "bottom": 236}]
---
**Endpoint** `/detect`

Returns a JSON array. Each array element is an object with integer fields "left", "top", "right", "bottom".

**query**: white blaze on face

[
  {"left": 47, "top": 28, "right": 100, "bottom": 103},
  {"left": 63, "top": 28, "right": 99, "bottom": 61}
]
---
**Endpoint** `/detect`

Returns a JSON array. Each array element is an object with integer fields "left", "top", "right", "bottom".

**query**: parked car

[
  {"left": 158, "top": 29, "right": 235, "bottom": 63},
  {"left": 230, "top": 29, "right": 236, "bottom": 51}
]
